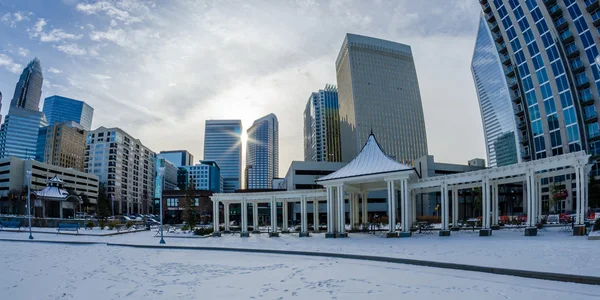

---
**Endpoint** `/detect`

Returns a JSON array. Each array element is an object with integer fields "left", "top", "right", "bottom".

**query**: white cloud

[
  {"left": 91, "top": 73, "right": 111, "bottom": 80},
  {"left": 17, "top": 47, "right": 29, "bottom": 57},
  {"left": 0, "top": 54, "right": 22, "bottom": 74},
  {"left": 76, "top": 1, "right": 142, "bottom": 25},
  {"left": 28, "top": 18, "right": 82, "bottom": 42},
  {"left": 48, "top": 67, "right": 63, "bottom": 74},
  {"left": 54, "top": 43, "right": 87, "bottom": 56},
  {"left": 1, "top": 12, "right": 30, "bottom": 27}
]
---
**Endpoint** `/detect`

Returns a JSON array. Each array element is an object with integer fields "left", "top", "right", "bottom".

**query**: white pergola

[
  {"left": 210, "top": 189, "right": 327, "bottom": 237},
  {"left": 211, "top": 133, "right": 592, "bottom": 238}
]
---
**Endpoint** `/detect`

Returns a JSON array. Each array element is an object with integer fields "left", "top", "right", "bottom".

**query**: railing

[
  {"left": 586, "top": 112, "right": 598, "bottom": 120},
  {"left": 571, "top": 58, "right": 584, "bottom": 70},
  {"left": 508, "top": 77, "right": 517, "bottom": 86},
  {"left": 554, "top": 16, "right": 567, "bottom": 27},
  {"left": 580, "top": 89, "right": 593, "bottom": 101},
  {"left": 548, "top": 4, "right": 561, "bottom": 14},
  {"left": 485, "top": 12, "right": 495, "bottom": 20},
  {"left": 496, "top": 42, "right": 506, "bottom": 51},
  {"left": 560, "top": 29, "right": 572, "bottom": 41},
  {"left": 589, "top": 131, "right": 600, "bottom": 139},
  {"left": 504, "top": 65, "right": 515, "bottom": 74},
  {"left": 566, "top": 43, "right": 579, "bottom": 56},
  {"left": 576, "top": 73, "right": 589, "bottom": 86}
]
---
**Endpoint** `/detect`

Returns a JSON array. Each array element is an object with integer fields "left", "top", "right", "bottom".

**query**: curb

[
  {"left": 106, "top": 243, "right": 600, "bottom": 286},
  {"left": 0, "top": 238, "right": 106, "bottom": 245}
]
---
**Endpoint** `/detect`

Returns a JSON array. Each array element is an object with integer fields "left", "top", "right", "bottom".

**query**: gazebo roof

[
  {"left": 32, "top": 175, "right": 79, "bottom": 202},
  {"left": 317, "top": 134, "right": 413, "bottom": 182}
]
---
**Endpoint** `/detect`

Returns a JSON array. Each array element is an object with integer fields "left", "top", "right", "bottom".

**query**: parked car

[
  {"left": 588, "top": 208, "right": 600, "bottom": 221},
  {"left": 121, "top": 216, "right": 134, "bottom": 222}
]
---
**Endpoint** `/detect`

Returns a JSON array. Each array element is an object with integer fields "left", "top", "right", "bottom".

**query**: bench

[
  {"left": 57, "top": 223, "right": 80, "bottom": 235},
  {"left": 115, "top": 224, "right": 128, "bottom": 233},
  {"left": 0, "top": 220, "right": 21, "bottom": 231}
]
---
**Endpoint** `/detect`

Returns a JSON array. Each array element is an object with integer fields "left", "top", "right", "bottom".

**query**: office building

[
  {"left": 0, "top": 157, "right": 99, "bottom": 215},
  {"left": 471, "top": 14, "right": 520, "bottom": 167},
  {"left": 0, "top": 107, "right": 47, "bottom": 159},
  {"left": 38, "top": 121, "right": 86, "bottom": 171},
  {"left": 335, "top": 33, "right": 428, "bottom": 165},
  {"left": 10, "top": 58, "right": 43, "bottom": 112},
  {"left": 0, "top": 91, "right": 3, "bottom": 125},
  {"left": 158, "top": 150, "right": 194, "bottom": 168},
  {"left": 84, "top": 127, "right": 156, "bottom": 215},
  {"left": 203, "top": 120, "right": 242, "bottom": 193},
  {"left": 161, "top": 189, "right": 213, "bottom": 224},
  {"left": 182, "top": 161, "right": 222, "bottom": 193},
  {"left": 246, "top": 114, "right": 278, "bottom": 189},
  {"left": 42, "top": 95, "right": 94, "bottom": 131},
  {"left": 304, "top": 84, "right": 342, "bottom": 162},
  {"left": 153, "top": 157, "right": 178, "bottom": 212},
  {"left": 281, "top": 161, "right": 348, "bottom": 191}
]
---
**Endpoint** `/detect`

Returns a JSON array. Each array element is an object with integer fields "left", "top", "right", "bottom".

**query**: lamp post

[
  {"left": 158, "top": 166, "right": 166, "bottom": 244},
  {"left": 26, "top": 170, "right": 33, "bottom": 240}
]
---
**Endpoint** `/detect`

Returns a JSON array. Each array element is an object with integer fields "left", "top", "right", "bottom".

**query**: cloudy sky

[{"left": 0, "top": 0, "right": 485, "bottom": 175}]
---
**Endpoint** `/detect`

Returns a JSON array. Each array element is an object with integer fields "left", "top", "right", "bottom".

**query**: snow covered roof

[
  {"left": 32, "top": 175, "right": 79, "bottom": 202},
  {"left": 317, "top": 134, "right": 413, "bottom": 182}
]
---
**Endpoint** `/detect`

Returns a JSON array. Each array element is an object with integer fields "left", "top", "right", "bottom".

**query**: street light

[
  {"left": 26, "top": 170, "right": 33, "bottom": 240},
  {"left": 158, "top": 166, "right": 166, "bottom": 244}
]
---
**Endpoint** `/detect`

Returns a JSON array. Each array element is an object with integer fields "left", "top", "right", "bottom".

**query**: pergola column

[
  {"left": 480, "top": 176, "right": 492, "bottom": 236},
  {"left": 326, "top": 187, "right": 335, "bottom": 238},
  {"left": 452, "top": 188, "right": 459, "bottom": 229},
  {"left": 492, "top": 181, "right": 499, "bottom": 227},
  {"left": 300, "top": 195, "right": 309, "bottom": 237},
  {"left": 269, "top": 196, "right": 279, "bottom": 237},
  {"left": 386, "top": 180, "right": 397, "bottom": 238},
  {"left": 361, "top": 192, "right": 368, "bottom": 224},
  {"left": 223, "top": 203, "right": 230, "bottom": 231},
  {"left": 524, "top": 169, "right": 537, "bottom": 236},
  {"left": 336, "top": 185, "right": 347, "bottom": 237},
  {"left": 282, "top": 200, "right": 288, "bottom": 232},
  {"left": 212, "top": 200, "right": 221, "bottom": 236},
  {"left": 400, "top": 179, "right": 411, "bottom": 237},
  {"left": 573, "top": 163, "right": 587, "bottom": 235},
  {"left": 313, "top": 200, "right": 319, "bottom": 232},
  {"left": 349, "top": 193, "right": 355, "bottom": 228},
  {"left": 440, "top": 182, "right": 450, "bottom": 236},
  {"left": 240, "top": 198, "right": 249, "bottom": 237},
  {"left": 252, "top": 201, "right": 259, "bottom": 233},
  {"left": 412, "top": 191, "right": 417, "bottom": 225}
]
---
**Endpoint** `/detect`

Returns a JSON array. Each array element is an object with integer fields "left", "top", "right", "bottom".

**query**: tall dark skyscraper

[
  {"left": 10, "top": 58, "right": 43, "bottom": 112},
  {"left": 304, "top": 84, "right": 342, "bottom": 162}
]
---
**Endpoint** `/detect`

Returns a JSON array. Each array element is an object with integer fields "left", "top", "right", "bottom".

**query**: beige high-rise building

[
  {"left": 335, "top": 33, "right": 428, "bottom": 165},
  {"left": 43, "top": 121, "right": 86, "bottom": 171}
]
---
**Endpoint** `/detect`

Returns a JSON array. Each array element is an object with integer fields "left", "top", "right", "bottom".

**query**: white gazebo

[
  {"left": 32, "top": 175, "right": 81, "bottom": 219},
  {"left": 317, "top": 133, "right": 415, "bottom": 238}
]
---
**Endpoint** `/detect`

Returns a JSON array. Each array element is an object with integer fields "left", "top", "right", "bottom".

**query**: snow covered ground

[
  {"left": 1, "top": 241, "right": 598, "bottom": 299},
  {"left": 0, "top": 226, "right": 597, "bottom": 277},
  {"left": 0, "top": 226, "right": 144, "bottom": 235}
]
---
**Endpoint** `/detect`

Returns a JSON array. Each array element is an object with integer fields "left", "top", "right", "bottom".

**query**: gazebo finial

[{"left": 370, "top": 128, "right": 374, "bottom": 135}]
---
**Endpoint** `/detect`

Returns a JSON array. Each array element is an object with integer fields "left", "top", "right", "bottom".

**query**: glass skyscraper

[
  {"left": 0, "top": 108, "right": 47, "bottom": 159},
  {"left": 10, "top": 58, "right": 43, "bottom": 112},
  {"left": 471, "top": 15, "right": 520, "bottom": 167},
  {"left": 204, "top": 120, "right": 242, "bottom": 193},
  {"left": 246, "top": 114, "right": 278, "bottom": 189},
  {"left": 479, "top": 0, "right": 600, "bottom": 174},
  {"left": 42, "top": 95, "right": 94, "bottom": 131},
  {"left": 304, "top": 84, "right": 342, "bottom": 162},
  {"left": 335, "top": 33, "right": 428, "bottom": 165},
  {"left": 158, "top": 150, "right": 194, "bottom": 168}
]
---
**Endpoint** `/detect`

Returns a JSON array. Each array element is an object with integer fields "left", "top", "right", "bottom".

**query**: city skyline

[{"left": 0, "top": 1, "right": 487, "bottom": 175}]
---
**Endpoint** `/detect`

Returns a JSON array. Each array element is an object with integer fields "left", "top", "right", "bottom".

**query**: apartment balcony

[
  {"left": 108, "top": 162, "right": 116, "bottom": 167},
  {"left": 520, "top": 133, "right": 530, "bottom": 144},
  {"left": 482, "top": 2, "right": 491, "bottom": 13},
  {"left": 517, "top": 119, "right": 527, "bottom": 129},
  {"left": 585, "top": 112, "right": 598, "bottom": 123},
  {"left": 560, "top": 29, "right": 574, "bottom": 43},
  {"left": 570, "top": 58, "right": 585, "bottom": 73},
  {"left": 586, "top": 0, "right": 599, "bottom": 13},
  {"left": 548, "top": 4, "right": 562, "bottom": 17},
  {"left": 485, "top": 11, "right": 495, "bottom": 22},
  {"left": 588, "top": 131, "right": 600, "bottom": 141},
  {"left": 511, "top": 90, "right": 522, "bottom": 103},
  {"left": 554, "top": 16, "right": 568, "bottom": 30},
  {"left": 515, "top": 105, "right": 525, "bottom": 116},
  {"left": 589, "top": 147, "right": 600, "bottom": 158},
  {"left": 592, "top": 10, "right": 600, "bottom": 27},
  {"left": 576, "top": 73, "right": 590, "bottom": 89},
  {"left": 580, "top": 90, "right": 595, "bottom": 105},
  {"left": 504, "top": 64, "right": 515, "bottom": 76},
  {"left": 479, "top": 0, "right": 487, "bottom": 4},
  {"left": 543, "top": 0, "right": 557, "bottom": 6},
  {"left": 496, "top": 42, "right": 507, "bottom": 53},
  {"left": 489, "top": 21, "right": 499, "bottom": 32},
  {"left": 501, "top": 53, "right": 511, "bottom": 65},
  {"left": 507, "top": 76, "right": 518, "bottom": 89},
  {"left": 521, "top": 149, "right": 531, "bottom": 159},
  {"left": 493, "top": 30, "right": 504, "bottom": 42},
  {"left": 566, "top": 43, "right": 580, "bottom": 58}
]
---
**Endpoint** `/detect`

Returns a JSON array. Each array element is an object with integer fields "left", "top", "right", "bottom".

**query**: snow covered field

[
  {"left": 1, "top": 241, "right": 598, "bottom": 299},
  {"left": 0, "top": 227, "right": 597, "bottom": 276}
]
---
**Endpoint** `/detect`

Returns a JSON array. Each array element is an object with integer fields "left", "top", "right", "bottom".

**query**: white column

[
  {"left": 575, "top": 164, "right": 583, "bottom": 225},
  {"left": 337, "top": 185, "right": 345, "bottom": 233},
  {"left": 402, "top": 179, "right": 409, "bottom": 232},
  {"left": 386, "top": 180, "right": 396, "bottom": 233},
  {"left": 313, "top": 200, "right": 319, "bottom": 231},
  {"left": 441, "top": 182, "right": 449, "bottom": 230},
  {"left": 412, "top": 190, "right": 417, "bottom": 225},
  {"left": 526, "top": 170, "right": 534, "bottom": 227},
  {"left": 482, "top": 177, "right": 489, "bottom": 229},
  {"left": 584, "top": 165, "right": 591, "bottom": 219},
  {"left": 282, "top": 201, "right": 288, "bottom": 231},
  {"left": 300, "top": 196, "right": 306, "bottom": 233},
  {"left": 327, "top": 187, "right": 334, "bottom": 234},
  {"left": 492, "top": 181, "right": 498, "bottom": 226},
  {"left": 361, "top": 192, "right": 368, "bottom": 224},
  {"left": 349, "top": 193, "right": 355, "bottom": 228},
  {"left": 241, "top": 199, "right": 247, "bottom": 233},
  {"left": 452, "top": 188, "right": 458, "bottom": 227},
  {"left": 253, "top": 201, "right": 259, "bottom": 231},
  {"left": 270, "top": 197, "right": 277, "bottom": 233},
  {"left": 224, "top": 203, "right": 230, "bottom": 231},
  {"left": 213, "top": 200, "right": 219, "bottom": 232}
]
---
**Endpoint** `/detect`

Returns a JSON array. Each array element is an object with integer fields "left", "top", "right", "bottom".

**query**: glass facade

[
  {"left": 203, "top": 120, "right": 242, "bottom": 193},
  {"left": 0, "top": 108, "right": 47, "bottom": 159},
  {"left": 42, "top": 95, "right": 94, "bottom": 131},
  {"left": 336, "top": 33, "right": 428, "bottom": 165},
  {"left": 154, "top": 157, "right": 178, "bottom": 199},
  {"left": 303, "top": 84, "right": 341, "bottom": 162},
  {"left": 471, "top": 15, "right": 519, "bottom": 167},
  {"left": 182, "top": 161, "right": 222, "bottom": 193},
  {"left": 158, "top": 150, "right": 194, "bottom": 168},
  {"left": 481, "top": 0, "right": 600, "bottom": 163},
  {"left": 246, "top": 114, "right": 278, "bottom": 189},
  {"left": 10, "top": 58, "right": 43, "bottom": 112}
]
